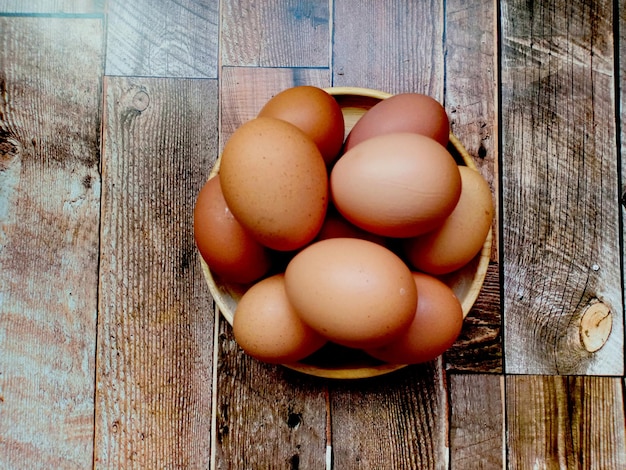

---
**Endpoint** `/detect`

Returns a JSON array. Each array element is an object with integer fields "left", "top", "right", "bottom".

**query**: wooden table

[{"left": 0, "top": 1, "right": 624, "bottom": 468}]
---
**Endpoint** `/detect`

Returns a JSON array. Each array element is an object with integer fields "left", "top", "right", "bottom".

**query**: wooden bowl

[{"left": 200, "top": 86, "right": 493, "bottom": 379}]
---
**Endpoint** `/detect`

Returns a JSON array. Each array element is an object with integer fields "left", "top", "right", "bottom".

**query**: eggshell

[
  {"left": 343, "top": 93, "right": 449, "bottom": 152},
  {"left": 219, "top": 117, "right": 329, "bottom": 251},
  {"left": 284, "top": 238, "right": 417, "bottom": 349},
  {"left": 315, "top": 205, "right": 387, "bottom": 246},
  {"left": 233, "top": 274, "right": 327, "bottom": 363},
  {"left": 258, "top": 86, "right": 345, "bottom": 165},
  {"left": 365, "top": 272, "right": 463, "bottom": 364},
  {"left": 193, "top": 176, "right": 271, "bottom": 284},
  {"left": 330, "top": 133, "right": 462, "bottom": 238},
  {"left": 403, "top": 166, "right": 494, "bottom": 275}
]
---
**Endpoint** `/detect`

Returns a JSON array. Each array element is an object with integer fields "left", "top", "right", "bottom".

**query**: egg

[
  {"left": 365, "top": 272, "right": 463, "bottom": 364},
  {"left": 219, "top": 116, "right": 329, "bottom": 251},
  {"left": 232, "top": 274, "right": 327, "bottom": 364},
  {"left": 193, "top": 176, "right": 272, "bottom": 284},
  {"left": 403, "top": 166, "right": 494, "bottom": 275},
  {"left": 343, "top": 93, "right": 450, "bottom": 152},
  {"left": 284, "top": 238, "right": 417, "bottom": 349},
  {"left": 258, "top": 86, "right": 345, "bottom": 165},
  {"left": 315, "top": 205, "right": 387, "bottom": 246},
  {"left": 330, "top": 133, "right": 462, "bottom": 238}
]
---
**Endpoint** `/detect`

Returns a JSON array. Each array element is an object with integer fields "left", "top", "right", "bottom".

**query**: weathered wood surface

[
  {"left": 0, "top": 17, "right": 103, "bottom": 468},
  {"left": 105, "top": 0, "right": 219, "bottom": 78},
  {"left": 0, "top": 0, "right": 103, "bottom": 13},
  {"left": 500, "top": 0, "right": 623, "bottom": 375},
  {"left": 449, "top": 374, "right": 504, "bottom": 469},
  {"left": 506, "top": 376, "right": 626, "bottom": 469},
  {"left": 0, "top": 0, "right": 625, "bottom": 468},
  {"left": 95, "top": 76, "right": 218, "bottom": 468}
]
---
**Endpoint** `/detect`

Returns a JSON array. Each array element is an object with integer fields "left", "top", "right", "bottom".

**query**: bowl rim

[{"left": 200, "top": 86, "right": 493, "bottom": 379}]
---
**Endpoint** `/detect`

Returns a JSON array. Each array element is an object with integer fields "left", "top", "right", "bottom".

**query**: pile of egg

[{"left": 194, "top": 86, "right": 493, "bottom": 366}]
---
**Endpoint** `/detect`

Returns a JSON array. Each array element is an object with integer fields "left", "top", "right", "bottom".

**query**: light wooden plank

[
  {"left": 449, "top": 374, "right": 504, "bottom": 469},
  {"left": 220, "top": 66, "right": 330, "bottom": 146},
  {"left": 329, "top": 363, "right": 449, "bottom": 469},
  {"left": 500, "top": 0, "right": 623, "bottom": 374},
  {"left": 506, "top": 376, "right": 626, "bottom": 469},
  {"left": 95, "top": 76, "right": 218, "bottom": 468},
  {"left": 443, "top": 0, "right": 501, "bottom": 373},
  {"left": 0, "top": 0, "right": 103, "bottom": 13},
  {"left": 333, "top": 0, "right": 444, "bottom": 96},
  {"left": 0, "top": 17, "right": 103, "bottom": 468},
  {"left": 619, "top": 0, "right": 626, "bottom": 344},
  {"left": 214, "top": 321, "right": 327, "bottom": 469},
  {"left": 105, "top": 0, "right": 219, "bottom": 78},
  {"left": 221, "top": 0, "right": 329, "bottom": 67}
]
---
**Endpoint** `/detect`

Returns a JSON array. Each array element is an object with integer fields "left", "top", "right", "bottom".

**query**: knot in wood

[
  {"left": 132, "top": 90, "right": 150, "bottom": 112},
  {"left": 579, "top": 300, "right": 612, "bottom": 353}
]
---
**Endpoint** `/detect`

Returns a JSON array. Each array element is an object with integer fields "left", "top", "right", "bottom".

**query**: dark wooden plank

[
  {"left": 214, "top": 66, "right": 329, "bottom": 468},
  {"left": 506, "top": 376, "right": 626, "bottom": 468},
  {"left": 221, "top": 0, "right": 329, "bottom": 67},
  {"left": 500, "top": 0, "right": 623, "bottom": 374},
  {"left": 95, "top": 76, "right": 218, "bottom": 468},
  {"left": 0, "top": 0, "right": 103, "bottom": 13},
  {"left": 443, "top": 0, "right": 501, "bottom": 373},
  {"left": 0, "top": 17, "right": 103, "bottom": 468},
  {"left": 333, "top": 0, "right": 444, "bottom": 96},
  {"left": 445, "top": 263, "right": 502, "bottom": 373},
  {"left": 214, "top": 321, "right": 327, "bottom": 469},
  {"left": 105, "top": 0, "right": 219, "bottom": 78},
  {"left": 328, "top": 363, "right": 449, "bottom": 469},
  {"left": 449, "top": 374, "right": 504, "bottom": 469}
]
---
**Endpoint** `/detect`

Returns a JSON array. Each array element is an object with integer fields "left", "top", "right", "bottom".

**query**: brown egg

[
  {"left": 219, "top": 117, "right": 329, "bottom": 251},
  {"left": 284, "top": 238, "right": 417, "bottom": 349},
  {"left": 258, "top": 86, "right": 345, "bottom": 165},
  {"left": 331, "top": 133, "right": 461, "bottom": 238},
  {"left": 403, "top": 166, "right": 494, "bottom": 275},
  {"left": 344, "top": 93, "right": 450, "bottom": 152},
  {"left": 365, "top": 272, "right": 463, "bottom": 364},
  {"left": 232, "top": 274, "right": 327, "bottom": 364},
  {"left": 193, "top": 176, "right": 271, "bottom": 284},
  {"left": 315, "top": 205, "right": 387, "bottom": 246}
]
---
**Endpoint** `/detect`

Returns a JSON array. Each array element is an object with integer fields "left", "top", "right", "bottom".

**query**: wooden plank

[
  {"left": 500, "top": 0, "right": 623, "bottom": 374},
  {"left": 506, "top": 376, "right": 626, "bottom": 468},
  {"left": 619, "top": 0, "right": 626, "bottom": 342},
  {"left": 221, "top": 0, "right": 329, "bottom": 67},
  {"left": 330, "top": 3, "right": 449, "bottom": 468},
  {"left": 214, "top": 66, "right": 329, "bottom": 468},
  {"left": 105, "top": 0, "right": 219, "bottom": 78},
  {"left": 0, "top": 17, "right": 103, "bottom": 468},
  {"left": 0, "top": 0, "right": 103, "bottom": 13},
  {"left": 332, "top": 0, "right": 444, "bottom": 96},
  {"left": 443, "top": 0, "right": 501, "bottom": 373},
  {"left": 445, "top": 263, "right": 502, "bottom": 373},
  {"left": 214, "top": 321, "right": 327, "bottom": 469},
  {"left": 95, "top": 76, "right": 218, "bottom": 468},
  {"left": 449, "top": 374, "right": 504, "bottom": 469},
  {"left": 220, "top": 66, "right": 330, "bottom": 146},
  {"left": 328, "top": 363, "right": 449, "bottom": 469}
]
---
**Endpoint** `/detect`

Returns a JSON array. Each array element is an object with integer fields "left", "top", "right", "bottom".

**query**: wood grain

[
  {"left": 506, "top": 376, "right": 626, "bottom": 468},
  {"left": 449, "top": 374, "right": 504, "bottom": 469},
  {"left": 500, "top": 0, "right": 623, "bottom": 374},
  {"left": 333, "top": 0, "right": 444, "bottom": 97},
  {"left": 0, "top": 17, "right": 103, "bottom": 468},
  {"left": 95, "top": 76, "right": 218, "bottom": 468},
  {"left": 220, "top": 0, "right": 330, "bottom": 67},
  {"left": 214, "top": 320, "right": 328, "bottom": 469},
  {"left": 328, "top": 363, "right": 449, "bottom": 470},
  {"left": 619, "top": 0, "right": 626, "bottom": 339},
  {"left": 0, "top": 0, "right": 103, "bottom": 13},
  {"left": 105, "top": 0, "right": 219, "bottom": 78}
]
